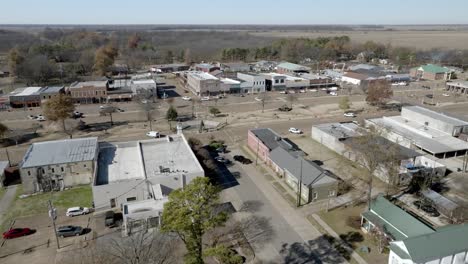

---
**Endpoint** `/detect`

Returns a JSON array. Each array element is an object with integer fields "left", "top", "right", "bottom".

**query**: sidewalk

[
  {"left": 312, "top": 214, "right": 368, "bottom": 264},
  {"left": 0, "top": 185, "right": 18, "bottom": 225}
]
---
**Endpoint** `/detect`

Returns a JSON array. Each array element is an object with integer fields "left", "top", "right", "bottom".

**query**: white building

[
  {"left": 236, "top": 73, "right": 266, "bottom": 94},
  {"left": 341, "top": 72, "right": 369, "bottom": 85},
  {"left": 262, "top": 73, "right": 287, "bottom": 91},
  {"left": 130, "top": 79, "right": 157, "bottom": 98},
  {"left": 20, "top": 138, "right": 98, "bottom": 193},
  {"left": 93, "top": 134, "right": 204, "bottom": 235},
  {"left": 389, "top": 224, "right": 468, "bottom": 264},
  {"left": 366, "top": 106, "right": 468, "bottom": 159},
  {"left": 186, "top": 71, "right": 221, "bottom": 96}
]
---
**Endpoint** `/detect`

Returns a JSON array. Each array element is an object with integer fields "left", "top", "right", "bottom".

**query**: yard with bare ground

[{"left": 318, "top": 204, "right": 389, "bottom": 264}]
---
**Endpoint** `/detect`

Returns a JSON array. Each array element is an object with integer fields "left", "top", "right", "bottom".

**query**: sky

[{"left": 1, "top": 0, "right": 468, "bottom": 25}]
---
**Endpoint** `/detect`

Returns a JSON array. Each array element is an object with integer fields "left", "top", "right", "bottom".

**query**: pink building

[{"left": 247, "top": 128, "right": 300, "bottom": 164}]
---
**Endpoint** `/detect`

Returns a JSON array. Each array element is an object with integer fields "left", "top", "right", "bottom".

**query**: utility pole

[
  {"left": 5, "top": 148, "right": 11, "bottom": 166},
  {"left": 296, "top": 159, "right": 303, "bottom": 207},
  {"left": 48, "top": 200, "right": 60, "bottom": 249}
]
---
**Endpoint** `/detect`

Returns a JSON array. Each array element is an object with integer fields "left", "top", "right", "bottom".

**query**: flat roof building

[
  {"left": 446, "top": 81, "right": 468, "bottom": 95},
  {"left": 276, "top": 62, "right": 311, "bottom": 75},
  {"left": 9, "top": 87, "right": 45, "bottom": 107},
  {"left": 186, "top": 71, "right": 221, "bottom": 96},
  {"left": 93, "top": 134, "right": 204, "bottom": 211},
  {"left": 69, "top": 81, "right": 108, "bottom": 104},
  {"left": 367, "top": 106, "right": 468, "bottom": 158}
]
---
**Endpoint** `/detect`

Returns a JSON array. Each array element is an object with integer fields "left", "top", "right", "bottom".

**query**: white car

[
  {"left": 146, "top": 131, "right": 160, "bottom": 138},
  {"left": 329, "top": 92, "right": 338, "bottom": 96},
  {"left": 344, "top": 112, "right": 356, "bottom": 117},
  {"left": 442, "top": 93, "right": 450, "bottom": 97},
  {"left": 254, "top": 97, "right": 264, "bottom": 102},
  {"left": 66, "top": 207, "right": 90, "bottom": 217},
  {"left": 288, "top": 90, "right": 296, "bottom": 94},
  {"left": 279, "top": 91, "right": 288, "bottom": 94},
  {"left": 309, "top": 89, "right": 318, "bottom": 92},
  {"left": 200, "top": 96, "right": 210, "bottom": 101},
  {"left": 300, "top": 89, "right": 306, "bottom": 93},
  {"left": 36, "top": 115, "right": 46, "bottom": 121},
  {"left": 182, "top": 96, "right": 191, "bottom": 101},
  {"left": 27, "top": 115, "right": 37, "bottom": 120},
  {"left": 289, "top": 127, "right": 302, "bottom": 134}
]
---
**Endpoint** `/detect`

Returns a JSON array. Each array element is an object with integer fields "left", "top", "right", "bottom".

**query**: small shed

[{"left": 421, "top": 189, "right": 466, "bottom": 222}]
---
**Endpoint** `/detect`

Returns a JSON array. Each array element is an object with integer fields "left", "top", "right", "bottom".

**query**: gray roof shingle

[
  {"left": 270, "top": 147, "right": 336, "bottom": 186},
  {"left": 21, "top": 138, "right": 98, "bottom": 168}
]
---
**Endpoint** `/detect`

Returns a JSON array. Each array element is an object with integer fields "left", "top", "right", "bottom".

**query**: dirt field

[{"left": 249, "top": 30, "right": 468, "bottom": 50}]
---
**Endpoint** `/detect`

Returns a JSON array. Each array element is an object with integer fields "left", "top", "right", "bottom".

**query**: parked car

[
  {"left": 104, "top": 211, "right": 116, "bottom": 227},
  {"left": 289, "top": 127, "right": 302, "bottom": 134},
  {"left": 27, "top": 115, "right": 37, "bottom": 120},
  {"left": 299, "top": 89, "right": 306, "bottom": 93},
  {"left": 3, "top": 228, "right": 34, "bottom": 239},
  {"left": 72, "top": 111, "right": 83, "bottom": 118},
  {"left": 329, "top": 92, "right": 338, "bottom": 96},
  {"left": 146, "top": 131, "right": 160, "bottom": 138},
  {"left": 116, "top": 108, "right": 125, "bottom": 112},
  {"left": 201, "top": 96, "right": 210, "bottom": 101},
  {"left": 36, "top": 115, "right": 46, "bottom": 121},
  {"left": 344, "top": 112, "right": 356, "bottom": 117},
  {"left": 216, "top": 94, "right": 225, "bottom": 99},
  {"left": 57, "top": 226, "right": 84, "bottom": 237},
  {"left": 425, "top": 94, "right": 434, "bottom": 99},
  {"left": 233, "top": 155, "right": 252, "bottom": 164},
  {"left": 182, "top": 96, "right": 191, "bottom": 101},
  {"left": 442, "top": 93, "right": 450, "bottom": 97},
  {"left": 254, "top": 97, "right": 263, "bottom": 102},
  {"left": 278, "top": 105, "right": 292, "bottom": 112},
  {"left": 279, "top": 91, "right": 288, "bottom": 94},
  {"left": 215, "top": 156, "right": 231, "bottom": 164},
  {"left": 66, "top": 207, "right": 90, "bottom": 217}
]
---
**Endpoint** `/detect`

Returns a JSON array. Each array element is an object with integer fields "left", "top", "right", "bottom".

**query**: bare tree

[
  {"left": 138, "top": 97, "right": 158, "bottom": 131},
  {"left": 257, "top": 92, "right": 271, "bottom": 113},
  {"left": 99, "top": 104, "right": 118, "bottom": 126},
  {"left": 365, "top": 80, "right": 393, "bottom": 107},
  {"left": 107, "top": 231, "right": 179, "bottom": 264},
  {"left": 286, "top": 93, "right": 298, "bottom": 109}
]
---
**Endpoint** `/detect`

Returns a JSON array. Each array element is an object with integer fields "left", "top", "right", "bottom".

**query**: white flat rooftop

[
  {"left": 403, "top": 106, "right": 468, "bottom": 127},
  {"left": 96, "top": 135, "right": 204, "bottom": 186},
  {"left": 369, "top": 116, "right": 468, "bottom": 154},
  {"left": 188, "top": 71, "right": 218, "bottom": 81},
  {"left": 11, "top": 87, "right": 43, "bottom": 96},
  {"left": 221, "top": 78, "right": 241, "bottom": 85},
  {"left": 96, "top": 141, "right": 145, "bottom": 185}
]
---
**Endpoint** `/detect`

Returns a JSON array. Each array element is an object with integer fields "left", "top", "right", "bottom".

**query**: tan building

[
  {"left": 68, "top": 81, "right": 108, "bottom": 103},
  {"left": 186, "top": 71, "right": 221, "bottom": 96}
]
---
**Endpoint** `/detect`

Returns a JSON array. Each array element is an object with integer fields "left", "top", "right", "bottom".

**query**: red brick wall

[{"left": 247, "top": 130, "right": 270, "bottom": 162}]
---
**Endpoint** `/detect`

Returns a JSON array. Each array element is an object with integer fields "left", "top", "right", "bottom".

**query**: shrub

[{"left": 345, "top": 216, "right": 362, "bottom": 230}]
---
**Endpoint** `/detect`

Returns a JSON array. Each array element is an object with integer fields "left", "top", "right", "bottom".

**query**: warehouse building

[
  {"left": 276, "top": 62, "right": 311, "bottom": 75},
  {"left": 186, "top": 71, "right": 221, "bottom": 96},
  {"left": 9, "top": 87, "right": 46, "bottom": 107},
  {"left": 366, "top": 106, "right": 468, "bottom": 159},
  {"left": 20, "top": 138, "right": 98, "bottom": 193}
]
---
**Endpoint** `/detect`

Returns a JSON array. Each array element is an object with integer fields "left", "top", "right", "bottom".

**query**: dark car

[
  {"left": 3, "top": 228, "right": 34, "bottom": 239},
  {"left": 104, "top": 211, "right": 116, "bottom": 227},
  {"left": 425, "top": 94, "right": 434, "bottom": 99},
  {"left": 233, "top": 155, "right": 252, "bottom": 164},
  {"left": 57, "top": 226, "right": 84, "bottom": 237},
  {"left": 278, "top": 105, "right": 292, "bottom": 112},
  {"left": 215, "top": 156, "right": 231, "bottom": 164}
]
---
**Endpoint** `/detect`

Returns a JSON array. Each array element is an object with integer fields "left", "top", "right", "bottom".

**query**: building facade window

[
  {"left": 313, "top": 192, "right": 318, "bottom": 200},
  {"left": 126, "top": 197, "right": 137, "bottom": 202},
  {"left": 27, "top": 171, "right": 31, "bottom": 176}
]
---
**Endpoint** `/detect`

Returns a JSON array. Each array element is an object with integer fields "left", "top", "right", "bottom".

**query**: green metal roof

[
  {"left": 361, "top": 196, "right": 434, "bottom": 241},
  {"left": 392, "top": 224, "right": 468, "bottom": 263},
  {"left": 277, "top": 62, "right": 310, "bottom": 71},
  {"left": 420, "top": 64, "right": 450, "bottom": 74}
]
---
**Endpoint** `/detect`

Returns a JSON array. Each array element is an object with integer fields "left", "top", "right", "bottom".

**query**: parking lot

[{"left": 0, "top": 209, "right": 118, "bottom": 264}]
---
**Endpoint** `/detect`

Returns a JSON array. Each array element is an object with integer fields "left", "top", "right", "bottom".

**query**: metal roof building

[{"left": 21, "top": 138, "right": 98, "bottom": 168}]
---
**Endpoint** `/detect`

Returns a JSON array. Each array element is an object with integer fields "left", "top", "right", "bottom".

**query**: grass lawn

[
  {"left": 318, "top": 204, "right": 389, "bottom": 264},
  {"left": 0, "top": 185, "right": 92, "bottom": 231},
  {"left": 0, "top": 187, "right": 5, "bottom": 200}
]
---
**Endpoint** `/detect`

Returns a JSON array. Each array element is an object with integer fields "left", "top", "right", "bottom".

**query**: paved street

[{"left": 218, "top": 148, "right": 347, "bottom": 263}]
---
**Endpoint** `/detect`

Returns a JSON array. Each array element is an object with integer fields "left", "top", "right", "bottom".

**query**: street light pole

[{"left": 48, "top": 200, "right": 60, "bottom": 249}]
